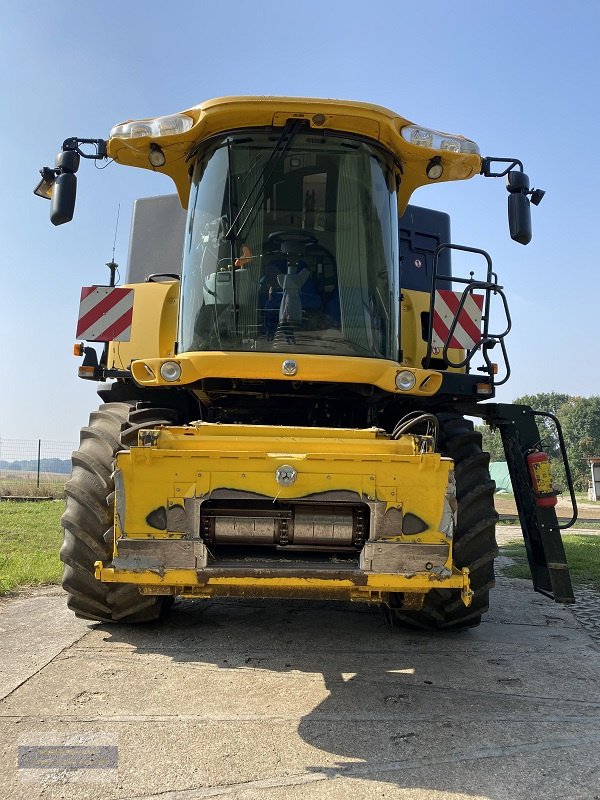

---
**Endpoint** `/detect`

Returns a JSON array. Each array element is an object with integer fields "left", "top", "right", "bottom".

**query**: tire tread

[
  {"left": 386, "top": 413, "right": 498, "bottom": 631},
  {"left": 60, "top": 401, "right": 178, "bottom": 623}
]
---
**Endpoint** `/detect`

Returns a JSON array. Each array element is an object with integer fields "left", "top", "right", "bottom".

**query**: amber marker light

[{"left": 73, "top": 343, "right": 84, "bottom": 356}]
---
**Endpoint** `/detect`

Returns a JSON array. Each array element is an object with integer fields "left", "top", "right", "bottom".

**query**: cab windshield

[{"left": 179, "top": 129, "right": 399, "bottom": 359}]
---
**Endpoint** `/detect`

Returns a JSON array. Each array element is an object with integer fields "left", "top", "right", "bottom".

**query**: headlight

[
  {"left": 401, "top": 124, "right": 479, "bottom": 155},
  {"left": 110, "top": 114, "right": 193, "bottom": 140},
  {"left": 160, "top": 361, "right": 182, "bottom": 381},
  {"left": 395, "top": 370, "right": 416, "bottom": 391}
]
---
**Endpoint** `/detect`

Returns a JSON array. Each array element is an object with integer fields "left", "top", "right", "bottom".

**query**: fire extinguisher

[{"left": 526, "top": 450, "right": 558, "bottom": 508}]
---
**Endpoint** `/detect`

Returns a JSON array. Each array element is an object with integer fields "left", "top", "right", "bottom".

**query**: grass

[
  {"left": 0, "top": 500, "right": 64, "bottom": 595},
  {"left": 0, "top": 470, "right": 67, "bottom": 499},
  {"left": 500, "top": 535, "right": 600, "bottom": 591}
]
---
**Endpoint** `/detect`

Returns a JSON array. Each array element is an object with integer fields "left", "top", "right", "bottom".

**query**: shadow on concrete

[{"left": 96, "top": 592, "right": 600, "bottom": 798}]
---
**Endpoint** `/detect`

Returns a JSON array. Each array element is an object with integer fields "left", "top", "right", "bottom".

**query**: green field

[
  {"left": 500, "top": 535, "right": 600, "bottom": 591},
  {"left": 0, "top": 500, "right": 63, "bottom": 595},
  {"left": 0, "top": 470, "right": 67, "bottom": 499}
]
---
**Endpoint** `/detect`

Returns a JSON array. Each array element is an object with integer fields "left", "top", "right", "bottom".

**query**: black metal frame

[
  {"left": 460, "top": 401, "right": 577, "bottom": 604},
  {"left": 480, "top": 156, "right": 524, "bottom": 178},
  {"left": 61, "top": 137, "right": 108, "bottom": 160},
  {"left": 423, "top": 243, "right": 512, "bottom": 386}
]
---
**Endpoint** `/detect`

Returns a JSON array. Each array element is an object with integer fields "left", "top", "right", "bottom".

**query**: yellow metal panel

[
  {"left": 106, "top": 279, "right": 179, "bottom": 367},
  {"left": 105, "top": 96, "right": 481, "bottom": 212},
  {"left": 130, "top": 351, "right": 443, "bottom": 395},
  {"left": 103, "top": 422, "right": 463, "bottom": 605},
  {"left": 145, "top": 422, "right": 418, "bottom": 446},
  {"left": 95, "top": 563, "right": 471, "bottom": 605},
  {"left": 115, "top": 424, "right": 451, "bottom": 541}
]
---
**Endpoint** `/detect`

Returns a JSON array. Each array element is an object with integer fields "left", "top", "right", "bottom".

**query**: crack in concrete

[
  {"left": 0, "top": 627, "right": 92, "bottom": 704},
  {"left": 2, "top": 712, "right": 600, "bottom": 724},
  {"left": 124, "top": 733, "right": 600, "bottom": 800}
]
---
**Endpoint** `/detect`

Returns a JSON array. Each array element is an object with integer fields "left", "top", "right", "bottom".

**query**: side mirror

[
  {"left": 36, "top": 138, "right": 107, "bottom": 224},
  {"left": 507, "top": 171, "right": 532, "bottom": 246},
  {"left": 49, "top": 149, "right": 80, "bottom": 226},
  {"left": 50, "top": 172, "right": 78, "bottom": 226},
  {"left": 508, "top": 192, "right": 532, "bottom": 245}
]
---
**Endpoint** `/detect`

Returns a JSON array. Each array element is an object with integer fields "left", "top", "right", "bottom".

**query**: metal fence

[{"left": 0, "top": 438, "right": 77, "bottom": 498}]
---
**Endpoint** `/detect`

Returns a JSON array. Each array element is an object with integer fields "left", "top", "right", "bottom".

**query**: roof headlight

[
  {"left": 401, "top": 124, "right": 479, "bottom": 155},
  {"left": 128, "top": 123, "right": 153, "bottom": 138},
  {"left": 160, "top": 360, "right": 182, "bottom": 382},
  {"left": 440, "top": 138, "right": 462, "bottom": 153},
  {"left": 395, "top": 370, "right": 416, "bottom": 391},
  {"left": 155, "top": 115, "right": 192, "bottom": 136},
  {"left": 110, "top": 113, "right": 193, "bottom": 140},
  {"left": 408, "top": 127, "right": 433, "bottom": 148}
]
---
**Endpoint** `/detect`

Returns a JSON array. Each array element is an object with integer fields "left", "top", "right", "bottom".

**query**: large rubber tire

[
  {"left": 385, "top": 413, "right": 499, "bottom": 630},
  {"left": 60, "top": 401, "right": 179, "bottom": 623}
]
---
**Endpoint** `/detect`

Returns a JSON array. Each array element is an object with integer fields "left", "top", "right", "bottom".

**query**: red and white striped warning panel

[
  {"left": 76, "top": 286, "right": 134, "bottom": 342},
  {"left": 432, "top": 290, "right": 484, "bottom": 350}
]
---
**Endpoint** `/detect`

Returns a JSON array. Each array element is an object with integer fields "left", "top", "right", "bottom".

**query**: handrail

[
  {"left": 423, "top": 242, "right": 512, "bottom": 386},
  {"left": 532, "top": 411, "right": 578, "bottom": 530}
]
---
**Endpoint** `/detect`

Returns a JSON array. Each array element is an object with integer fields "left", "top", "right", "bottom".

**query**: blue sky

[{"left": 1, "top": 0, "right": 598, "bottom": 442}]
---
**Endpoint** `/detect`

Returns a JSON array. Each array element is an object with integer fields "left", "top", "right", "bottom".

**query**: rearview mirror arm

[
  {"left": 61, "top": 137, "right": 108, "bottom": 160},
  {"left": 480, "top": 156, "right": 524, "bottom": 178}
]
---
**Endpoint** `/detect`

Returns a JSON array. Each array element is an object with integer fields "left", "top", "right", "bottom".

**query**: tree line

[{"left": 477, "top": 393, "right": 600, "bottom": 493}]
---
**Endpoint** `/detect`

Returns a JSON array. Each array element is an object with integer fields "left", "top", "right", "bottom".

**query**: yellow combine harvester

[{"left": 36, "top": 97, "right": 577, "bottom": 629}]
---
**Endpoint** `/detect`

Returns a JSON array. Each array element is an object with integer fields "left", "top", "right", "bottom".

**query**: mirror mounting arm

[
  {"left": 62, "top": 137, "right": 108, "bottom": 160},
  {"left": 480, "top": 156, "right": 524, "bottom": 178}
]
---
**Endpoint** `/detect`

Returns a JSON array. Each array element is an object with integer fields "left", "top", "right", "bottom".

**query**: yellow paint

[
  {"left": 113, "top": 423, "right": 451, "bottom": 542},
  {"left": 95, "top": 563, "right": 471, "bottom": 605},
  {"left": 130, "top": 351, "right": 444, "bottom": 394},
  {"left": 106, "top": 96, "right": 481, "bottom": 213},
  {"left": 401, "top": 288, "right": 466, "bottom": 371},
  {"left": 106, "top": 279, "right": 179, "bottom": 370},
  {"left": 96, "top": 422, "right": 472, "bottom": 605}
]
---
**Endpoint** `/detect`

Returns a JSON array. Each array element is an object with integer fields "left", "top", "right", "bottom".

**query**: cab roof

[{"left": 107, "top": 95, "right": 482, "bottom": 212}]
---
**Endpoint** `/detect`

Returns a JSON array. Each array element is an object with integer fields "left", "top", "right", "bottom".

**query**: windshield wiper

[{"left": 223, "top": 118, "right": 307, "bottom": 245}]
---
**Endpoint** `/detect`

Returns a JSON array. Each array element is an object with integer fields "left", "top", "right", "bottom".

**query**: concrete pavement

[{"left": 0, "top": 576, "right": 599, "bottom": 800}]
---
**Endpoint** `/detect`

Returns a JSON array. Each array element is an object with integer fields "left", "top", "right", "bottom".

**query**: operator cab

[{"left": 179, "top": 128, "right": 400, "bottom": 360}]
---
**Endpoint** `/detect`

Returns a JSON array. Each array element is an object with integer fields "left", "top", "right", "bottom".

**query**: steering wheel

[
  {"left": 263, "top": 231, "right": 337, "bottom": 309},
  {"left": 268, "top": 230, "right": 318, "bottom": 257}
]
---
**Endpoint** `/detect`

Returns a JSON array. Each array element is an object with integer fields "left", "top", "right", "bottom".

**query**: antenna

[
  {"left": 106, "top": 204, "right": 121, "bottom": 287},
  {"left": 111, "top": 204, "right": 120, "bottom": 262}
]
